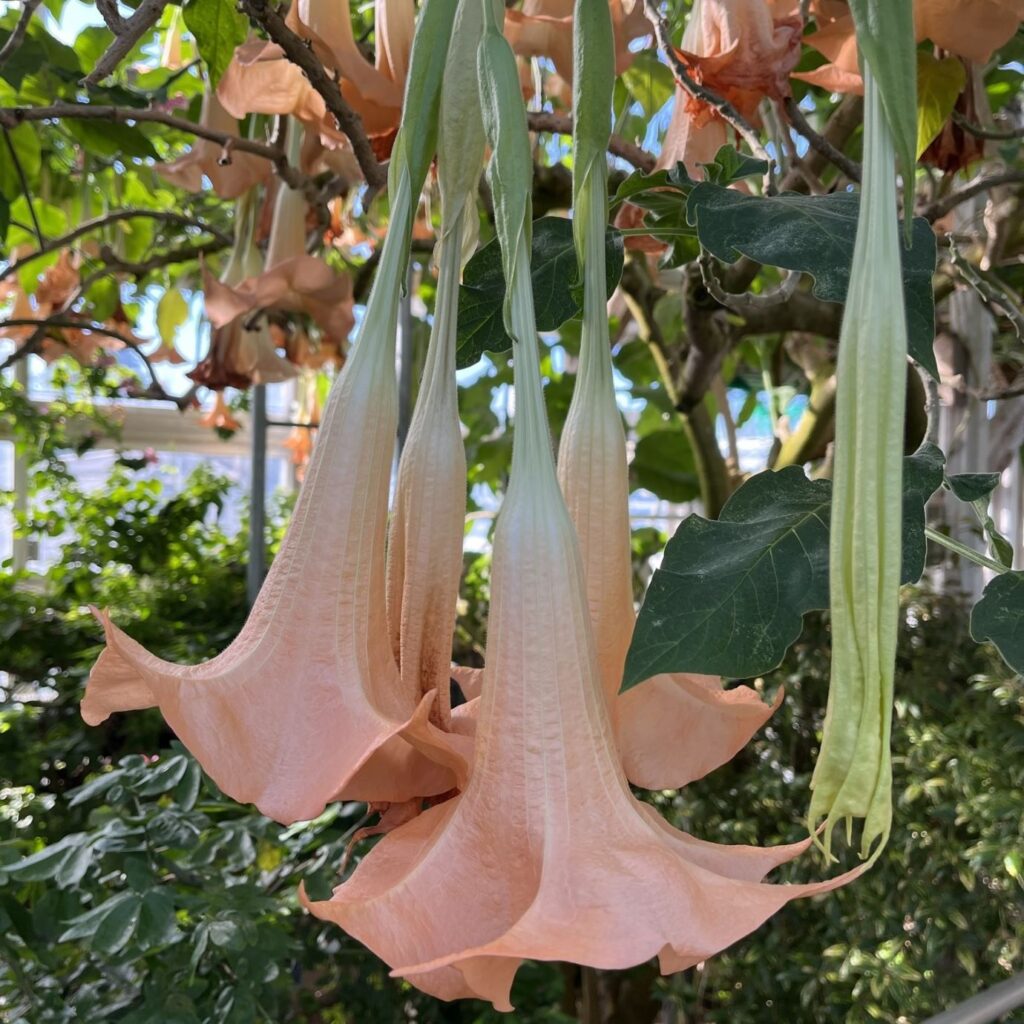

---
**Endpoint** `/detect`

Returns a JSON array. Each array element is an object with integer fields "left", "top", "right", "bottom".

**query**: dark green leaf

[
  {"left": 91, "top": 893, "right": 142, "bottom": 954},
  {"left": 135, "top": 754, "right": 189, "bottom": 796},
  {"left": 0, "top": 31, "right": 47, "bottom": 88},
  {"left": 456, "top": 216, "right": 624, "bottom": 368},
  {"left": 702, "top": 145, "right": 769, "bottom": 186},
  {"left": 173, "top": 759, "right": 203, "bottom": 811},
  {"left": 622, "top": 444, "right": 944, "bottom": 686},
  {"left": 947, "top": 473, "right": 1001, "bottom": 504},
  {"left": 970, "top": 571, "right": 1024, "bottom": 674},
  {"left": 9, "top": 834, "right": 86, "bottom": 882},
  {"left": 0, "top": 123, "right": 41, "bottom": 201},
  {"left": 60, "top": 892, "right": 135, "bottom": 942},
  {"left": 183, "top": 0, "right": 248, "bottom": 87},
  {"left": 65, "top": 120, "right": 158, "bottom": 161},
  {"left": 686, "top": 187, "right": 938, "bottom": 375},
  {"left": 136, "top": 890, "right": 179, "bottom": 948},
  {"left": 630, "top": 429, "right": 701, "bottom": 503}
]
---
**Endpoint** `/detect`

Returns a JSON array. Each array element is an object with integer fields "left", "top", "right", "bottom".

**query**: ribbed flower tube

[
  {"left": 559, "top": 0, "right": 782, "bottom": 789},
  {"left": 808, "top": 67, "right": 908, "bottom": 858},
  {"left": 82, "top": 0, "right": 460, "bottom": 825},
  {"left": 302, "top": 6, "right": 860, "bottom": 1007}
]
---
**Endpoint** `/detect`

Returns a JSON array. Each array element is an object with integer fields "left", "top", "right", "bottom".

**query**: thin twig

[
  {"left": 921, "top": 170, "right": 1024, "bottom": 222},
  {"left": 0, "top": 317, "right": 187, "bottom": 405},
  {"left": 642, "top": 0, "right": 775, "bottom": 192},
  {"left": 0, "top": 101, "right": 319, "bottom": 195},
  {"left": 238, "top": 0, "right": 386, "bottom": 194},
  {"left": 96, "top": 238, "right": 229, "bottom": 277},
  {"left": 83, "top": 0, "right": 169, "bottom": 86},
  {"left": 782, "top": 97, "right": 861, "bottom": 183},
  {"left": 0, "top": 0, "right": 43, "bottom": 73},
  {"left": 2, "top": 126, "right": 43, "bottom": 244},
  {"left": 951, "top": 111, "right": 1024, "bottom": 141},
  {"left": 0, "top": 210, "right": 231, "bottom": 285},
  {"left": 526, "top": 110, "right": 655, "bottom": 172},
  {"left": 946, "top": 234, "right": 1024, "bottom": 338}
]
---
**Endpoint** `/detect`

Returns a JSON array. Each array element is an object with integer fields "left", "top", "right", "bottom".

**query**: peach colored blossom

[
  {"left": 157, "top": 89, "right": 269, "bottom": 199},
  {"left": 199, "top": 393, "right": 242, "bottom": 433},
  {"left": 83, "top": 172, "right": 461, "bottom": 825},
  {"left": 302, "top": 184, "right": 858, "bottom": 1012}
]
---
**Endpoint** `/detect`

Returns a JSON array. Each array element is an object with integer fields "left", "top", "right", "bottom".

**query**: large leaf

[
  {"left": 630, "top": 429, "right": 701, "bottom": 503},
  {"left": 456, "top": 215, "right": 623, "bottom": 368},
  {"left": 65, "top": 120, "right": 158, "bottom": 161},
  {"left": 686, "top": 187, "right": 938, "bottom": 375},
  {"left": 622, "top": 444, "right": 945, "bottom": 687},
  {"left": 916, "top": 52, "right": 966, "bottom": 157},
  {"left": 970, "top": 571, "right": 1024, "bottom": 675},
  {"left": 183, "top": 0, "right": 248, "bottom": 87}
]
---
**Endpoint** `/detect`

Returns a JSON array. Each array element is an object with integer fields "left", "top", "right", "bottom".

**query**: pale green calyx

[
  {"left": 477, "top": 0, "right": 532, "bottom": 340},
  {"left": 808, "top": 66, "right": 908, "bottom": 860},
  {"left": 437, "top": 0, "right": 486, "bottom": 233}
]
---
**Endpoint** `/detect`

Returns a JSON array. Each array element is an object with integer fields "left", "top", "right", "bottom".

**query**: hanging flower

[
  {"left": 302, "top": 7, "right": 859, "bottom": 1006},
  {"left": 157, "top": 89, "right": 269, "bottom": 200},
  {"left": 206, "top": 123, "right": 356, "bottom": 351},
  {"left": 218, "top": 0, "right": 414, "bottom": 154},
  {"left": 198, "top": 393, "right": 242, "bottom": 433},
  {"left": 82, "top": 0, "right": 465, "bottom": 821},
  {"left": 796, "top": 0, "right": 1024, "bottom": 93}
]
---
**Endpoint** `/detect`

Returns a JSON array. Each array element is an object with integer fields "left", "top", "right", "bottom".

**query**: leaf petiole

[{"left": 924, "top": 526, "right": 1009, "bottom": 575}]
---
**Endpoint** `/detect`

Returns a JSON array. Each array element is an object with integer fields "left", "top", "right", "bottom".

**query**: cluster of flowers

[{"left": 78, "top": 0, "right": 881, "bottom": 1008}]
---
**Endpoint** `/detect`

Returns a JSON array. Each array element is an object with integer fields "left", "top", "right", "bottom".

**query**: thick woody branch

[
  {"left": 0, "top": 0, "right": 43, "bottom": 73},
  {"left": 84, "top": 0, "right": 168, "bottom": 86},
  {"left": 96, "top": 238, "right": 230, "bottom": 278},
  {"left": 0, "top": 102, "right": 316, "bottom": 195},
  {"left": 526, "top": 111, "right": 656, "bottom": 172},
  {"left": 642, "top": 0, "right": 774, "bottom": 192},
  {"left": 239, "top": 0, "right": 386, "bottom": 193},
  {"left": 782, "top": 97, "right": 861, "bottom": 183},
  {"left": 0, "top": 210, "right": 231, "bottom": 285}
]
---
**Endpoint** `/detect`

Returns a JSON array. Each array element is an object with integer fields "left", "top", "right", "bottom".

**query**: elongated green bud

[
  {"left": 389, "top": 0, "right": 459, "bottom": 200},
  {"left": 808, "top": 66, "right": 907, "bottom": 860},
  {"left": 477, "top": 0, "right": 533, "bottom": 341},
  {"left": 437, "top": 0, "right": 486, "bottom": 232}
]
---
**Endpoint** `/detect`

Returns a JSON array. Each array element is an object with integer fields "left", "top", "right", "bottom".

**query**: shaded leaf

[
  {"left": 947, "top": 473, "right": 1001, "bottom": 503},
  {"left": 622, "top": 444, "right": 944, "bottom": 687},
  {"left": 91, "top": 893, "right": 141, "bottom": 954},
  {"left": 686, "top": 187, "right": 938, "bottom": 375},
  {"left": 630, "top": 429, "right": 701, "bottom": 503},
  {"left": 970, "top": 571, "right": 1024, "bottom": 674},
  {"left": 456, "top": 216, "right": 623, "bottom": 368}
]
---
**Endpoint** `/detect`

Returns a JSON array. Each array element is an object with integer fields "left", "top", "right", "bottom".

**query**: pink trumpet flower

[
  {"left": 302, "top": 7, "right": 859, "bottom": 1006},
  {"left": 205, "top": 123, "right": 356, "bottom": 349},
  {"left": 82, "top": 166, "right": 459, "bottom": 824},
  {"left": 157, "top": 89, "right": 268, "bottom": 199}
]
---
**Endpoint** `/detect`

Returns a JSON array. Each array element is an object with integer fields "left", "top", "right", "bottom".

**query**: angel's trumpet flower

[
  {"left": 157, "top": 89, "right": 268, "bottom": 200},
  {"left": 558, "top": 6, "right": 778, "bottom": 790},
  {"left": 386, "top": 3, "right": 485, "bottom": 735},
  {"left": 808, "top": 67, "right": 909, "bottom": 859},
  {"left": 218, "top": 0, "right": 412, "bottom": 146},
  {"left": 82, "top": 0, "right": 462, "bottom": 825},
  {"left": 191, "top": 190, "right": 299, "bottom": 390},
  {"left": 206, "top": 121, "right": 355, "bottom": 348},
  {"left": 302, "top": 7, "right": 859, "bottom": 1006}
]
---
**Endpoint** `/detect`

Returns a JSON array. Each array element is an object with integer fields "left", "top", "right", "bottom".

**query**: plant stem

[{"left": 924, "top": 527, "right": 1009, "bottom": 575}]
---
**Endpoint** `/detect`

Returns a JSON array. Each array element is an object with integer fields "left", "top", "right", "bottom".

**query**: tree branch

[
  {"left": 526, "top": 111, "right": 655, "bottom": 172},
  {"left": 2, "top": 127, "right": 43, "bottom": 244},
  {"left": 951, "top": 111, "right": 1024, "bottom": 141},
  {"left": 83, "top": 0, "right": 169, "bottom": 86},
  {"left": 642, "top": 0, "right": 774, "bottom": 192},
  {"left": 0, "top": 210, "right": 231, "bottom": 286},
  {"left": 0, "top": 102, "right": 316, "bottom": 195},
  {"left": 782, "top": 97, "right": 861, "bottom": 183},
  {"left": 96, "top": 238, "right": 229, "bottom": 278},
  {"left": 238, "top": 0, "right": 387, "bottom": 194},
  {"left": 921, "top": 170, "right": 1024, "bottom": 222},
  {"left": 0, "top": 0, "right": 43, "bottom": 73}
]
